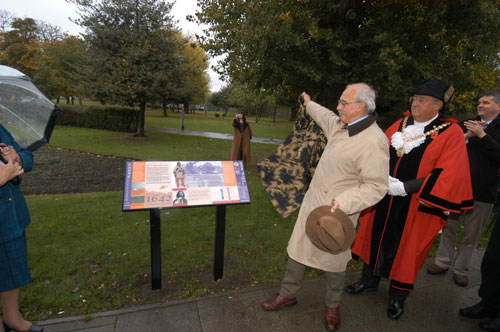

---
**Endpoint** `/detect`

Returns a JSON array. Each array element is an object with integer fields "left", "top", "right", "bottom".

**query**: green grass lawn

[
  {"left": 145, "top": 109, "right": 294, "bottom": 139},
  {"left": 48, "top": 125, "right": 278, "bottom": 161}
]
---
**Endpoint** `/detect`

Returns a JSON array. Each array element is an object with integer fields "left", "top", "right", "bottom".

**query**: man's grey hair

[
  {"left": 347, "top": 83, "right": 377, "bottom": 113},
  {"left": 480, "top": 91, "right": 500, "bottom": 104}
]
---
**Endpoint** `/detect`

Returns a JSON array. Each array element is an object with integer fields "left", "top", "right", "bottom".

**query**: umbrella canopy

[{"left": 0, "top": 65, "right": 61, "bottom": 151}]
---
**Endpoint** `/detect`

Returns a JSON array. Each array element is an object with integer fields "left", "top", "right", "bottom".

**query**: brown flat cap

[{"left": 305, "top": 206, "right": 356, "bottom": 254}]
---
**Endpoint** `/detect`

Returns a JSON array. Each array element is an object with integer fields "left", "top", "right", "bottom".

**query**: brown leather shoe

[
  {"left": 454, "top": 274, "right": 468, "bottom": 287},
  {"left": 427, "top": 263, "right": 448, "bottom": 275},
  {"left": 325, "top": 306, "right": 340, "bottom": 331},
  {"left": 261, "top": 294, "right": 297, "bottom": 311}
]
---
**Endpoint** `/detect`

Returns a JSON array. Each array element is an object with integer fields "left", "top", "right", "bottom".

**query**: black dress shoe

[
  {"left": 344, "top": 281, "right": 377, "bottom": 294},
  {"left": 479, "top": 317, "right": 500, "bottom": 331},
  {"left": 387, "top": 299, "right": 405, "bottom": 320},
  {"left": 460, "top": 301, "right": 498, "bottom": 319},
  {"left": 2, "top": 322, "right": 44, "bottom": 332}
]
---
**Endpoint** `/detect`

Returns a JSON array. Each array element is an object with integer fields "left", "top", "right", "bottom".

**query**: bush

[{"left": 56, "top": 105, "right": 139, "bottom": 132}]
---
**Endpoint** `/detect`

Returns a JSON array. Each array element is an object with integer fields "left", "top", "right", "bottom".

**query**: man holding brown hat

[
  {"left": 347, "top": 78, "right": 474, "bottom": 320},
  {"left": 262, "top": 83, "right": 389, "bottom": 331}
]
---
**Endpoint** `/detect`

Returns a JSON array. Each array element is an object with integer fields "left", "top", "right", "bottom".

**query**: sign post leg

[
  {"left": 150, "top": 209, "right": 162, "bottom": 290},
  {"left": 214, "top": 205, "right": 226, "bottom": 280}
]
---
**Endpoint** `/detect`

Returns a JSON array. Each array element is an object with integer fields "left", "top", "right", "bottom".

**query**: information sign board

[{"left": 123, "top": 160, "right": 250, "bottom": 211}]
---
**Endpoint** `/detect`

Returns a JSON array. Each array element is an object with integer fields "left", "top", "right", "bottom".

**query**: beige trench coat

[{"left": 287, "top": 101, "right": 389, "bottom": 272}]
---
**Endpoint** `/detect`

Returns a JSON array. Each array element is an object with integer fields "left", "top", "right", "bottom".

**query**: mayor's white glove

[{"left": 389, "top": 176, "right": 407, "bottom": 197}]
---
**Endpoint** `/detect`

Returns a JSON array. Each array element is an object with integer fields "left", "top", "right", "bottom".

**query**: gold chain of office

[{"left": 396, "top": 116, "right": 451, "bottom": 157}]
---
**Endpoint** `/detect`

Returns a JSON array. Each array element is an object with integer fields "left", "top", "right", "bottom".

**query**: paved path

[
  {"left": 38, "top": 249, "right": 486, "bottom": 331},
  {"left": 146, "top": 127, "right": 284, "bottom": 145}
]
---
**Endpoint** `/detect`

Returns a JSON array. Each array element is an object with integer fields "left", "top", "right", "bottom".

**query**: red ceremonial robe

[{"left": 352, "top": 114, "right": 473, "bottom": 291}]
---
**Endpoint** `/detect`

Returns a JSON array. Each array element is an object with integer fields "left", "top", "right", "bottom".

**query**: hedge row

[{"left": 56, "top": 105, "right": 139, "bottom": 132}]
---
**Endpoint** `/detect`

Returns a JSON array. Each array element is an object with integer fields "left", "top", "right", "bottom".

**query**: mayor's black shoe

[
  {"left": 344, "top": 281, "right": 377, "bottom": 295},
  {"left": 387, "top": 299, "right": 405, "bottom": 320},
  {"left": 479, "top": 317, "right": 500, "bottom": 332},
  {"left": 460, "top": 301, "right": 498, "bottom": 319}
]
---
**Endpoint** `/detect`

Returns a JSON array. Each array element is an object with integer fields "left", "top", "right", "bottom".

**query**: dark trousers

[
  {"left": 478, "top": 219, "right": 500, "bottom": 314},
  {"left": 360, "top": 263, "right": 409, "bottom": 302}
]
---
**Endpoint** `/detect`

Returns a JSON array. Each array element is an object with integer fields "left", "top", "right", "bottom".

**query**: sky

[{"left": 2, "top": 0, "right": 225, "bottom": 92}]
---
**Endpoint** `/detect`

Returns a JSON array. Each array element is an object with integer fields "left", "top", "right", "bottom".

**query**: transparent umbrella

[{"left": 0, "top": 65, "right": 61, "bottom": 152}]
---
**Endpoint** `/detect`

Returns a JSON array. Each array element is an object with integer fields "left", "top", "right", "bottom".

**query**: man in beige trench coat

[{"left": 262, "top": 83, "right": 389, "bottom": 331}]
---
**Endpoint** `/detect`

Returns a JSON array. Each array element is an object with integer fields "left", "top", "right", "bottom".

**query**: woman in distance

[{"left": 230, "top": 112, "right": 252, "bottom": 166}]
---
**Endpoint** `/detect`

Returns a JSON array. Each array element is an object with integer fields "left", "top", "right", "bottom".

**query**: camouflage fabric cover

[{"left": 257, "top": 104, "right": 327, "bottom": 218}]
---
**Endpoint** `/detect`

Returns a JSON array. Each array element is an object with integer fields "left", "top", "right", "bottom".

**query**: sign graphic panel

[{"left": 123, "top": 160, "right": 250, "bottom": 211}]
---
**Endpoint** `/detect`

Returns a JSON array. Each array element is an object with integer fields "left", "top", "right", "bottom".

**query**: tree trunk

[
  {"left": 289, "top": 105, "right": 298, "bottom": 121},
  {"left": 66, "top": 96, "right": 70, "bottom": 104},
  {"left": 135, "top": 101, "right": 146, "bottom": 137},
  {"left": 162, "top": 101, "right": 168, "bottom": 117},
  {"left": 181, "top": 105, "right": 186, "bottom": 130},
  {"left": 272, "top": 104, "right": 277, "bottom": 123}
]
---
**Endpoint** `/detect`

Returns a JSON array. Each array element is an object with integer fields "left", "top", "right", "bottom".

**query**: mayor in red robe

[{"left": 347, "top": 78, "right": 474, "bottom": 320}]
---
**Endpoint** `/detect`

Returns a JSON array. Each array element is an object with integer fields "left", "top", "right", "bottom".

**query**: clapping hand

[{"left": 464, "top": 120, "right": 487, "bottom": 139}]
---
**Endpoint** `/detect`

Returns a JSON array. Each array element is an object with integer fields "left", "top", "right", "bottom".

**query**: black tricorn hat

[{"left": 408, "top": 78, "right": 455, "bottom": 104}]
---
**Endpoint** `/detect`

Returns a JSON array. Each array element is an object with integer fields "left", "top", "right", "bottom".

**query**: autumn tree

[
  {"left": 0, "top": 10, "right": 14, "bottom": 34},
  {"left": 195, "top": 0, "right": 500, "bottom": 113},
  {"left": 37, "top": 21, "right": 64, "bottom": 45},
  {"left": 178, "top": 37, "right": 210, "bottom": 114},
  {"left": 0, "top": 14, "right": 70, "bottom": 98},
  {"left": 0, "top": 17, "right": 41, "bottom": 76},
  {"left": 35, "top": 36, "right": 84, "bottom": 102},
  {"left": 69, "top": 0, "right": 183, "bottom": 136},
  {"left": 154, "top": 32, "right": 210, "bottom": 117}
]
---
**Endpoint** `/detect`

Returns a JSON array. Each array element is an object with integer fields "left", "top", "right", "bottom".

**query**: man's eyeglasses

[
  {"left": 338, "top": 100, "right": 361, "bottom": 107},
  {"left": 409, "top": 96, "right": 430, "bottom": 104}
]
